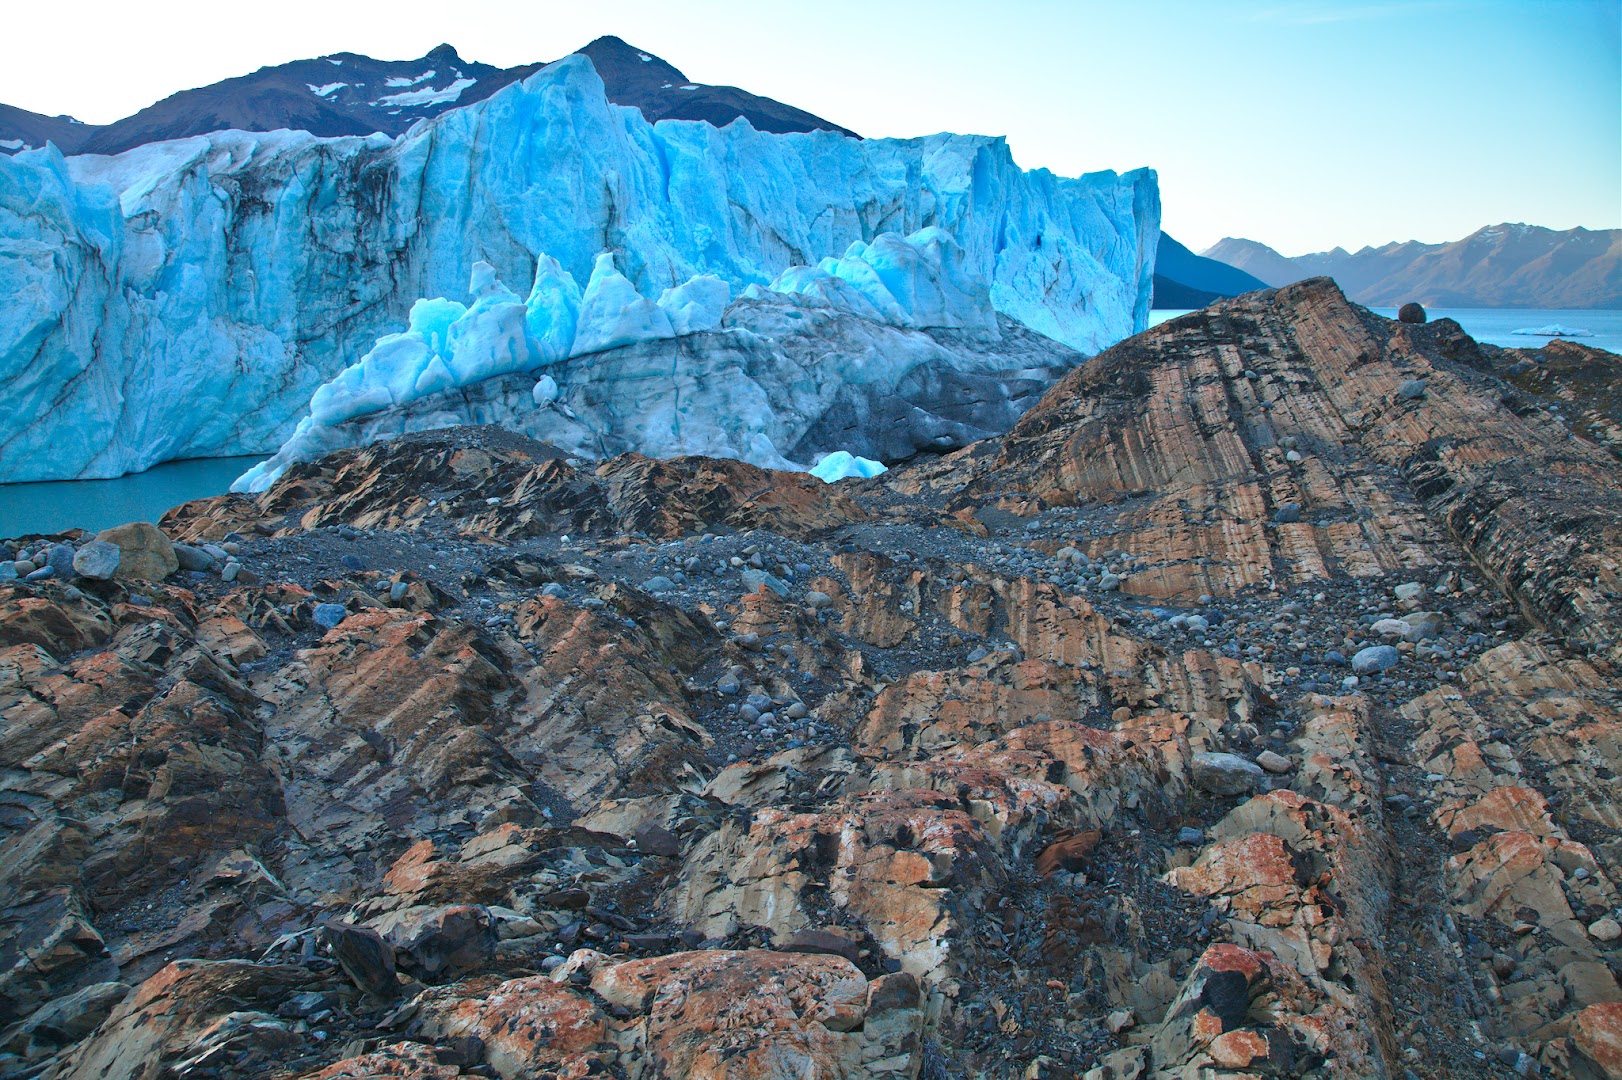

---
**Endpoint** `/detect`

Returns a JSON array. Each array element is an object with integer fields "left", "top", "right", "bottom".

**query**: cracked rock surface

[{"left": 1, "top": 278, "right": 1619, "bottom": 1078}]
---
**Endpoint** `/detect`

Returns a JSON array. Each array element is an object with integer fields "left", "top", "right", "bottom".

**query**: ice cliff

[
  {"left": 235, "top": 229, "right": 1078, "bottom": 491},
  {"left": 0, "top": 54, "right": 1158, "bottom": 483}
]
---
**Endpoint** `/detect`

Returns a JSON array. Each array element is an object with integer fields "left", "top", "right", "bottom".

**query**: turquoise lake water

[
  {"left": 0, "top": 456, "right": 262, "bottom": 540},
  {"left": 1152, "top": 306, "right": 1622, "bottom": 355}
]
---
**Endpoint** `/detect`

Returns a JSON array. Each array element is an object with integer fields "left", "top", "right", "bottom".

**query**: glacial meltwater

[{"left": 0, "top": 456, "right": 263, "bottom": 540}]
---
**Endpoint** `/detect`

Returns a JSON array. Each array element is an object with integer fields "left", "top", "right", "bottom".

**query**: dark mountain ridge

[
  {"left": 0, "top": 35, "right": 856, "bottom": 158},
  {"left": 1151, "top": 233, "right": 1270, "bottom": 307}
]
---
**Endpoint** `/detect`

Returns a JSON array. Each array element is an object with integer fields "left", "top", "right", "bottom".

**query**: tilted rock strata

[{"left": 2, "top": 281, "right": 1620, "bottom": 1077}]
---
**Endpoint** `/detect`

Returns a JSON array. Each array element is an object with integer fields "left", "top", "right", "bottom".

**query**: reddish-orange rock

[
  {"left": 1573, "top": 1002, "right": 1622, "bottom": 1079},
  {"left": 1034, "top": 829, "right": 1102, "bottom": 876},
  {"left": 415, "top": 975, "right": 610, "bottom": 1078}
]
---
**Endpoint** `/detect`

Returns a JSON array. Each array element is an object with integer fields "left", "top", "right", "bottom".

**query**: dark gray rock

[
  {"left": 323, "top": 924, "right": 397, "bottom": 997},
  {"left": 1190, "top": 751, "right": 1264, "bottom": 795},
  {"left": 172, "top": 543, "right": 215, "bottom": 572},
  {"left": 632, "top": 823, "right": 681, "bottom": 857},
  {"left": 46, "top": 544, "right": 76, "bottom": 578},
  {"left": 312, "top": 603, "right": 348, "bottom": 630}
]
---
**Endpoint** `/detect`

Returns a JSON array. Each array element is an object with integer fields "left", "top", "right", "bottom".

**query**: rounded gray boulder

[
  {"left": 312, "top": 603, "right": 349, "bottom": 630},
  {"left": 1190, "top": 751, "right": 1264, "bottom": 796},
  {"left": 1351, "top": 645, "right": 1401, "bottom": 674},
  {"left": 72, "top": 541, "right": 122, "bottom": 581}
]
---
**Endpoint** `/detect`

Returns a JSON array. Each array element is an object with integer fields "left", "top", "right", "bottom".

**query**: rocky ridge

[{"left": 1, "top": 279, "right": 1619, "bottom": 1078}]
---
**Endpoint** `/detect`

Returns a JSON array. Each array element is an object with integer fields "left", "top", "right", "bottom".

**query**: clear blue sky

[{"left": 3, "top": 0, "right": 1616, "bottom": 254}]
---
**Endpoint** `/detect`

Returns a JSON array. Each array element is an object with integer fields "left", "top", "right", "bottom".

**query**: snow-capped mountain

[
  {"left": 1204, "top": 224, "right": 1622, "bottom": 308},
  {"left": 0, "top": 36, "right": 856, "bottom": 157},
  {"left": 0, "top": 53, "right": 1158, "bottom": 484}
]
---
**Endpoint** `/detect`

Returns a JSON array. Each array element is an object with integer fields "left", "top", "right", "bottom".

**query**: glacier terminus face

[
  {"left": 0, "top": 54, "right": 1160, "bottom": 483},
  {"left": 233, "top": 228, "right": 1096, "bottom": 492}
]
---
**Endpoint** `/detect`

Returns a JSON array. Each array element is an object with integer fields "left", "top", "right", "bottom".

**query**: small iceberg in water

[
  {"left": 1512, "top": 324, "right": 1593, "bottom": 338},
  {"left": 811, "top": 451, "right": 887, "bottom": 483}
]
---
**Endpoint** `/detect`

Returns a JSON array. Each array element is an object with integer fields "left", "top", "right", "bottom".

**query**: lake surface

[
  {"left": 0, "top": 456, "right": 262, "bottom": 540},
  {"left": 1369, "top": 307, "right": 1622, "bottom": 354},
  {"left": 1153, "top": 307, "right": 1622, "bottom": 355}
]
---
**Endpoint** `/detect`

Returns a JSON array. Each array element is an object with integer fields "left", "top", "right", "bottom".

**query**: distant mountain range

[
  {"left": 1204, "top": 224, "right": 1622, "bottom": 309},
  {"left": 0, "top": 35, "right": 856, "bottom": 157}
]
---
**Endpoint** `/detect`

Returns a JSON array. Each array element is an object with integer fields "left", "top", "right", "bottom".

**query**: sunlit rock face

[{"left": 0, "top": 54, "right": 1158, "bottom": 483}]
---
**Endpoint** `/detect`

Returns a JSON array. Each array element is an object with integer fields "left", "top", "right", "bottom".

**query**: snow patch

[
  {"left": 638, "top": 52, "right": 653, "bottom": 62},
  {"left": 384, "top": 70, "right": 436, "bottom": 88},
  {"left": 307, "top": 82, "right": 347, "bottom": 98},
  {"left": 0, "top": 139, "right": 27, "bottom": 151},
  {"left": 375, "top": 76, "right": 477, "bottom": 108}
]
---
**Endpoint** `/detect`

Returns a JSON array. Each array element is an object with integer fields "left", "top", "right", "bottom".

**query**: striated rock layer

[{"left": 1, "top": 280, "right": 1619, "bottom": 1078}]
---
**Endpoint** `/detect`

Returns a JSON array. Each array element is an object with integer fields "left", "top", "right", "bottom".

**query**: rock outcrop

[{"left": 2, "top": 280, "right": 1618, "bottom": 1078}]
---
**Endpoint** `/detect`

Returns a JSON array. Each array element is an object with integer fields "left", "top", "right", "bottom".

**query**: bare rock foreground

[{"left": 2, "top": 279, "right": 1618, "bottom": 1078}]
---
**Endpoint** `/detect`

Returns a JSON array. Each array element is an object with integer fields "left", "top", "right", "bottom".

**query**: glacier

[
  {"left": 0, "top": 54, "right": 1159, "bottom": 483},
  {"left": 234, "top": 228, "right": 1080, "bottom": 492}
]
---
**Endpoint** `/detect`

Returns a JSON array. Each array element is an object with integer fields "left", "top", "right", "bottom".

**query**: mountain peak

[
  {"left": 0, "top": 37, "right": 857, "bottom": 157},
  {"left": 575, "top": 36, "right": 689, "bottom": 83}
]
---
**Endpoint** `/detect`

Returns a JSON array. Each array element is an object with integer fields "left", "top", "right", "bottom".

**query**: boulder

[
  {"left": 1190, "top": 751, "right": 1264, "bottom": 795},
  {"left": 312, "top": 603, "right": 348, "bottom": 630},
  {"left": 1036, "top": 829, "right": 1103, "bottom": 875},
  {"left": 71, "top": 541, "right": 121, "bottom": 581},
  {"left": 1255, "top": 750, "right": 1292, "bottom": 774},
  {"left": 1397, "top": 302, "right": 1427, "bottom": 324},
  {"left": 371, "top": 904, "right": 496, "bottom": 978},
  {"left": 1351, "top": 645, "right": 1401, "bottom": 674},
  {"left": 45, "top": 544, "right": 76, "bottom": 579},
  {"left": 323, "top": 924, "right": 398, "bottom": 997},
  {"left": 94, "top": 522, "right": 178, "bottom": 581},
  {"left": 172, "top": 543, "right": 215, "bottom": 572}
]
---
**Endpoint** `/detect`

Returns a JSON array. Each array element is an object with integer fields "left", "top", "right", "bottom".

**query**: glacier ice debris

[
  {"left": 810, "top": 452, "right": 888, "bottom": 483},
  {"left": 1511, "top": 325, "right": 1592, "bottom": 338}
]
